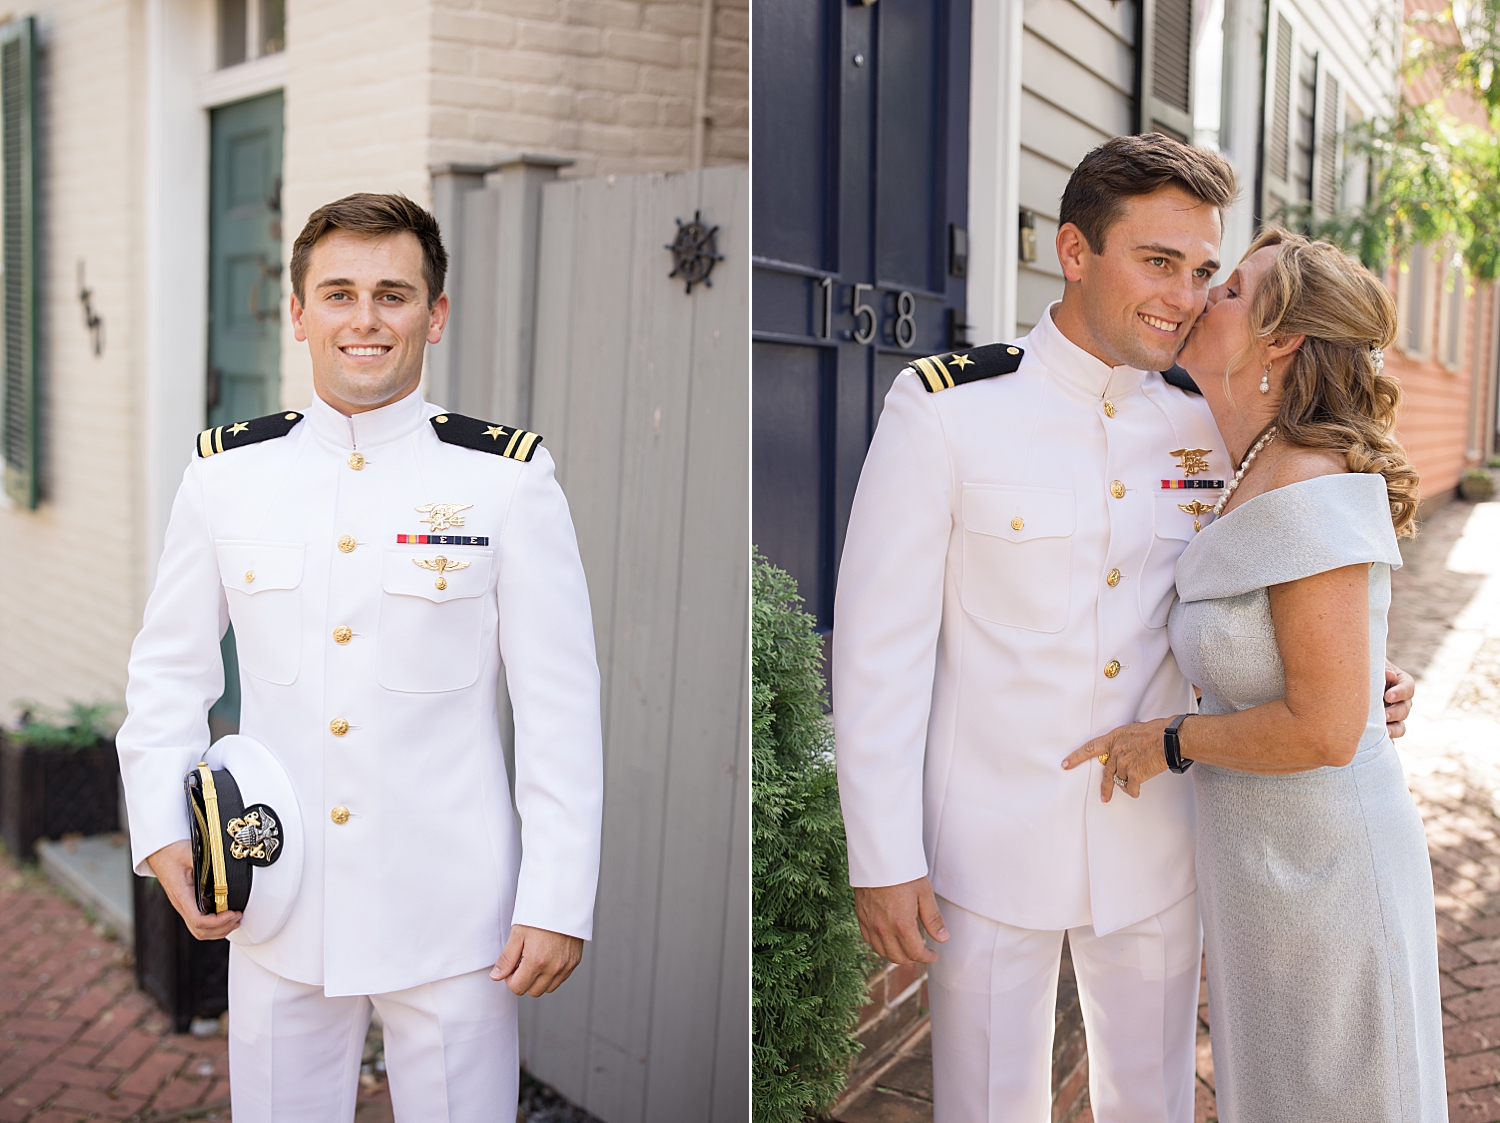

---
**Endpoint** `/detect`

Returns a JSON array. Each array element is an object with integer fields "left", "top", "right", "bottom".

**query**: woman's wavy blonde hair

[{"left": 1243, "top": 228, "right": 1420, "bottom": 537}]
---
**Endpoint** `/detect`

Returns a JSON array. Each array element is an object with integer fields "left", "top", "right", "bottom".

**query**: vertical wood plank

[
  {"left": 515, "top": 168, "right": 748, "bottom": 1123},
  {"left": 640, "top": 166, "right": 750, "bottom": 1121},
  {"left": 578, "top": 170, "right": 699, "bottom": 1122}
]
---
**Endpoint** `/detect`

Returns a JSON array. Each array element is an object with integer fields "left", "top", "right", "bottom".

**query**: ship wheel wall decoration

[{"left": 665, "top": 211, "right": 724, "bottom": 293}]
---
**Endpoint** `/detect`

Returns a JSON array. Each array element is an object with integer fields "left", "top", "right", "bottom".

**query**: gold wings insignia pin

[
  {"left": 413, "top": 554, "right": 471, "bottom": 590},
  {"left": 415, "top": 502, "right": 473, "bottom": 532}
]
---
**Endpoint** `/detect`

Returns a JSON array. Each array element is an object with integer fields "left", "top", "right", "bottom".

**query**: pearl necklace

[{"left": 1210, "top": 426, "right": 1277, "bottom": 520}]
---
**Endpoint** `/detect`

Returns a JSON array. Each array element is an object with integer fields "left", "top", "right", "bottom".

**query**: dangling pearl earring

[{"left": 1259, "top": 363, "right": 1271, "bottom": 394}]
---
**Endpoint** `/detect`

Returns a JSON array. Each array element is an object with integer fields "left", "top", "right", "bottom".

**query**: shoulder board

[
  {"left": 908, "top": 343, "right": 1024, "bottom": 393},
  {"left": 430, "top": 413, "right": 543, "bottom": 462},
  {"left": 1160, "top": 365, "right": 1202, "bottom": 395},
  {"left": 196, "top": 411, "right": 304, "bottom": 457}
]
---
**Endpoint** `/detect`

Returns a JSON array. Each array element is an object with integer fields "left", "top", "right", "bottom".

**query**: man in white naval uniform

[
  {"left": 833, "top": 135, "right": 1414, "bottom": 1121},
  {"left": 117, "top": 194, "right": 603, "bottom": 1121}
]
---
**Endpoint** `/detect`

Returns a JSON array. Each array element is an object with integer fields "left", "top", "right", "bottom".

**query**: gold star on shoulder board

[
  {"left": 482, "top": 426, "right": 506, "bottom": 440},
  {"left": 949, "top": 353, "right": 974, "bottom": 370},
  {"left": 227, "top": 422, "right": 250, "bottom": 436}
]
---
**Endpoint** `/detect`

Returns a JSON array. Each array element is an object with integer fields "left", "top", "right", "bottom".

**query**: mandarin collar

[
  {"left": 1026, "top": 302, "right": 1147, "bottom": 401},
  {"left": 305, "top": 385, "right": 430, "bottom": 450}
]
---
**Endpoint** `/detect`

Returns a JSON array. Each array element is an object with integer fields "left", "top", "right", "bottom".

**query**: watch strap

[{"left": 1164, "top": 713, "right": 1194, "bottom": 773}]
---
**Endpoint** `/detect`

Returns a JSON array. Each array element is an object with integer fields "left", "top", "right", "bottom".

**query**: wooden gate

[{"left": 432, "top": 166, "right": 748, "bottom": 1123}]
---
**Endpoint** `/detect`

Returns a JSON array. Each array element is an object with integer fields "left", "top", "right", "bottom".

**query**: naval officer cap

[{"left": 184, "top": 735, "right": 303, "bottom": 945}]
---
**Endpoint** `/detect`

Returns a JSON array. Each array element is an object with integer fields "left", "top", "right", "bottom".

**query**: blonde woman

[{"left": 1063, "top": 230, "right": 1445, "bottom": 1121}]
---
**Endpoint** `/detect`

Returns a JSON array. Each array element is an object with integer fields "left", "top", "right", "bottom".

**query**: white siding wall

[{"left": 1015, "top": 0, "right": 1137, "bottom": 334}]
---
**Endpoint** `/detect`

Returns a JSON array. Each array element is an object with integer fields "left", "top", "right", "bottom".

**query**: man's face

[
  {"left": 1058, "top": 186, "right": 1223, "bottom": 371},
  {"left": 290, "top": 229, "right": 449, "bottom": 413}
]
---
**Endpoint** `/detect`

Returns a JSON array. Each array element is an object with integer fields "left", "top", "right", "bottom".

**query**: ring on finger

[
  {"left": 1097, "top": 752, "right": 1109, "bottom": 765},
  {"left": 1113, "top": 774, "right": 1128, "bottom": 789}
]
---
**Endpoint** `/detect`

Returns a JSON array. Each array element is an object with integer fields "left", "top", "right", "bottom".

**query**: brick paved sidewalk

[
  {"left": 0, "top": 853, "right": 231, "bottom": 1122},
  {"left": 0, "top": 850, "right": 402, "bottom": 1122}
]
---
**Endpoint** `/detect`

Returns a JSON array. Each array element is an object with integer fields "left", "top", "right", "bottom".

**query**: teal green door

[
  {"left": 208, "top": 91, "right": 283, "bottom": 427},
  {"left": 207, "top": 91, "right": 283, "bottom": 736}
]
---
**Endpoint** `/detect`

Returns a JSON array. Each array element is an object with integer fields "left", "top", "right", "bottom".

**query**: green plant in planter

[
  {"left": 10, "top": 701, "right": 115, "bottom": 750},
  {"left": 1486, "top": 456, "right": 1500, "bottom": 470},
  {"left": 1460, "top": 467, "right": 1497, "bottom": 502},
  {"left": 752, "top": 551, "right": 874, "bottom": 1123}
]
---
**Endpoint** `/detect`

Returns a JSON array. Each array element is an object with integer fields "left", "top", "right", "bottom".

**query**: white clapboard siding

[
  {"left": 1017, "top": 0, "right": 1138, "bottom": 334},
  {"left": 522, "top": 166, "right": 749, "bottom": 1123}
]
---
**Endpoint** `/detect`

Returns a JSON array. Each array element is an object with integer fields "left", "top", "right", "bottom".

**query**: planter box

[
  {"left": 133, "top": 874, "right": 230, "bottom": 1033},
  {"left": 1460, "top": 471, "right": 1496, "bottom": 502},
  {"left": 0, "top": 733, "right": 120, "bottom": 860}
]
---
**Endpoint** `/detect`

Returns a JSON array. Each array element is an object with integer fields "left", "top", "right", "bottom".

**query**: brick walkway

[
  {"left": 0, "top": 854, "right": 230, "bottom": 1122},
  {"left": 836, "top": 496, "right": 1500, "bottom": 1123},
  {"left": 0, "top": 852, "right": 400, "bottom": 1121}
]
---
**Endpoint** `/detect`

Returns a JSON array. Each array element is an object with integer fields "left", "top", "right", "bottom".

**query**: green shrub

[
  {"left": 752, "top": 551, "right": 872, "bottom": 1123},
  {"left": 9, "top": 702, "right": 114, "bottom": 751}
]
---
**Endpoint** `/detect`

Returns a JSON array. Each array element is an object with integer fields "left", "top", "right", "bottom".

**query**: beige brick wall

[
  {"left": 278, "top": 0, "right": 435, "bottom": 409},
  {"left": 428, "top": 0, "right": 748, "bottom": 177},
  {"left": 0, "top": 0, "right": 145, "bottom": 724}
]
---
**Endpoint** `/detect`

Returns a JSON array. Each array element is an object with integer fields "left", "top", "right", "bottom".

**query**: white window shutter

[{"left": 1138, "top": 0, "right": 1195, "bottom": 141}]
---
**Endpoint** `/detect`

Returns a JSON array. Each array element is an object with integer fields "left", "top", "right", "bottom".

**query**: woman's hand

[{"left": 1061, "top": 719, "right": 1172, "bottom": 802}]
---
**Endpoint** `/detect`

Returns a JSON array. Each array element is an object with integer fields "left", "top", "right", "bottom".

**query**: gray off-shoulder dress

[{"left": 1168, "top": 474, "right": 1447, "bottom": 1123}]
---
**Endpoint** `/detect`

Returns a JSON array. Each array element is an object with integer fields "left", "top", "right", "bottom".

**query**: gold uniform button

[
  {"left": 1107, "top": 568, "right": 1121, "bottom": 587},
  {"left": 331, "top": 806, "right": 350, "bottom": 825},
  {"left": 244, "top": 570, "right": 255, "bottom": 583},
  {"left": 1010, "top": 517, "right": 1025, "bottom": 531},
  {"left": 285, "top": 413, "right": 298, "bottom": 421},
  {"left": 338, "top": 534, "right": 357, "bottom": 553},
  {"left": 1103, "top": 400, "right": 1116, "bottom": 418},
  {"left": 435, "top": 415, "right": 449, "bottom": 423},
  {"left": 1104, "top": 660, "right": 1122, "bottom": 679},
  {"left": 348, "top": 452, "right": 366, "bottom": 471},
  {"left": 333, "top": 626, "right": 353, "bottom": 645},
  {"left": 329, "top": 718, "right": 350, "bottom": 737},
  {"left": 1110, "top": 480, "right": 1126, "bottom": 499}
]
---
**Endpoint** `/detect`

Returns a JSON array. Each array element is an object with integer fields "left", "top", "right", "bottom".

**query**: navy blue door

[{"left": 752, "top": 0, "right": 972, "bottom": 630}]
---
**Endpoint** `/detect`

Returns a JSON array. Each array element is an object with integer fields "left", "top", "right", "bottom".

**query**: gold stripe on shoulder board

[{"left": 911, "top": 356, "right": 954, "bottom": 393}]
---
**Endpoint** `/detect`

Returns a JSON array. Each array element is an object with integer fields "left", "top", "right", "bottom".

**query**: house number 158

[{"left": 831, "top": 281, "right": 916, "bottom": 348}]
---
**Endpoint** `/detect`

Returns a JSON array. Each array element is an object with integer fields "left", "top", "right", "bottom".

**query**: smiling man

[
  {"left": 832, "top": 135, "right": 1414, "bottom": 1122},
  {"left": 116, "top": 194, "right": 604, "bottom": 1122}
]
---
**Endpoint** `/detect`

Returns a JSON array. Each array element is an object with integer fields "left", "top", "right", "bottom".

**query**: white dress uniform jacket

[
  {"left": 834, "top": 305, "right": 1227, "bottom": 936},
  {"left": 118, "top": 388, "right": 604, "bottom": 997}
]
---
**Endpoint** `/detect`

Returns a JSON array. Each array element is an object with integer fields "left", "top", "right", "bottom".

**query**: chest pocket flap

[
  {"left": 216, "top": 541, "right": 305, "bottom": 594},
  {"left": 382, "top": 549, "right": 494, "bottom": 603},
  {"left": 962, "top": 485, "right": 1075, "bottom": 542}
]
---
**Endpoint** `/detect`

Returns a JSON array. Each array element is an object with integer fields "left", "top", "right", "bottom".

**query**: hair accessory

[{"left": 1371, "top": 347, "right": 1384, "bottom": 374}]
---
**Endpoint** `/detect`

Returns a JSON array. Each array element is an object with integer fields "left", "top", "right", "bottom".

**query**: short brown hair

[
  {"left": 1059, "top": 134, "right": 1238, "bottom": 253},
  {"left": 290, "top": 193, "right": 448, "bottom": 306}
]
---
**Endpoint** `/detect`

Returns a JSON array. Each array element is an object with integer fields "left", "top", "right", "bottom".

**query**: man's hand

[
  {"left": 491, "top": 925, "right": 584, "bottom": 996},
  {"left": 1385, "top": 660, "right": 1415, "bottom": 738},
  {"left": 853, "top": 878, "right": 948, "bottom": 965},
  {"left": 145, "top": 840, "right": 241, "bottom": 941}
]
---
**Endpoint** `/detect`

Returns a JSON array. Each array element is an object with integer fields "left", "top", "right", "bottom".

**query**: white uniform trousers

[
  {"left": 227, "top": 946, "right": 519, "bottom": 1122},
  {"left": 928, "top": 893, "right": 1201, "bottom": 1123}
]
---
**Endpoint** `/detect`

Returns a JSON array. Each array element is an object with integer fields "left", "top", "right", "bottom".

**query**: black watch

[{"left": 1164, "top": 713, "right": 1194, "bottom": 773}]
